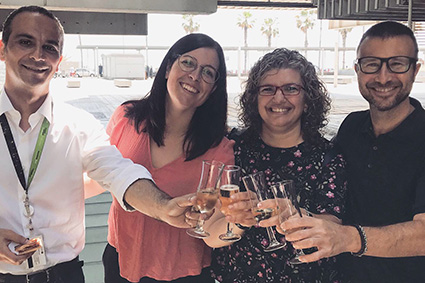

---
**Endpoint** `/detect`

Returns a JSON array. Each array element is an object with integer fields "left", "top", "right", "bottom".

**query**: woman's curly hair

[{"left": 239, "top": 48, "right": 331, "bottom": 145}]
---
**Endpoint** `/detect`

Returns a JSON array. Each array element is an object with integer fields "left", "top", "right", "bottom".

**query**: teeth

[
  {"left": 24, "top": 65, "right": 48, "bottom": 73},
  {"left": 270, "top": 107, "right": 289, "bottom": 113},
  {"left": 181, "top": 83, "right": 198, "bottom": 93},
  {"left": 374, "top": 87, "right": 395, "bottom": 92}
]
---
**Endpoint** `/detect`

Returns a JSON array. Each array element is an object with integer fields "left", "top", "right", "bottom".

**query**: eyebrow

[{"left": 14, "top": 33, "right": 60, "bottom": 48}]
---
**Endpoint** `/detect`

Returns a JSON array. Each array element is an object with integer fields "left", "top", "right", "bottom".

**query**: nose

[
  {"left": 272, "top": 87, "right": 287, "bottom": 102},
  {"left": 29, "top": 46, "right": 45, "bottom": 61},
  {"left": 188, "top": 67, "right": 202, "bottom": 81},
  {"left": 374, "top": 62, "right": 393, "bottom": 84}
]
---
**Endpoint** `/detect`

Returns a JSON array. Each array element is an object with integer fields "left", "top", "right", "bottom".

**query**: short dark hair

[
  {"left": 357, "top": 21, "right": 418, "bottom": 58},
  {"left": 240, "top": 48, "right": 331, "bottom": 146},
  {"left": 124, "top": 33, "right": 228, "bottom": 161},
  {"left": 2, "top": 5, "right": 64, "bottom": 54}
]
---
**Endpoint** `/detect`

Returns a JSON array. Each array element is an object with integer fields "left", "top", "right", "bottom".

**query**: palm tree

[
  {"left": 339, "top": 27, "right": 353, "bottom": 69},
  {"left": 237, "top": 11, "right": 255, "bottom": 72},
  {"left": 295, "top": 9, "right": 316, "bottom": 56},
  {"left": 261, "top": 18, "right": 279, "bottom": 48},
  {"left": 182, "top": 15, "right": 200, "bottom": 34}
]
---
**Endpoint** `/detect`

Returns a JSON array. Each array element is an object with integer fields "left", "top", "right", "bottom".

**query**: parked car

[{"left": 74, "top": 68, "right": 96, "bottom": 77}]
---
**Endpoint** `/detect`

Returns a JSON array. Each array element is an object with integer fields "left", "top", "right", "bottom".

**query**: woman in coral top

[{"left": 102, "top": 33, "right": 234, "bottom": 283}]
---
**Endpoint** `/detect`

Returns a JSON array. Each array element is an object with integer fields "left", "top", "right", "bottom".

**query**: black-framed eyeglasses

[
  {"left": 258, "top": 83, "right": 305, "bottom": 97},
  {"left": 356, "top": 56, "right": 418, "bottom": 74},
  {"left": 177, "top": 54, "right": 220, "bottom": 84}
]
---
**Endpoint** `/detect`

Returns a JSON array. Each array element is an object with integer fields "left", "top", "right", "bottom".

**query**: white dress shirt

[{"left": 0, "top": 89, "right": 152, "bottom": 275}]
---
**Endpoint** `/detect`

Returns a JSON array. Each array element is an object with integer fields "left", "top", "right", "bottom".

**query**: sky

[{"left": 62, "top": 8, "right": 371, "bottom": 73}]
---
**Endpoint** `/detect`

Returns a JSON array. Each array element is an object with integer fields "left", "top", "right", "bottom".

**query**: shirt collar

[
  {"left": 0, "top": 88, "right": 53, "bottom": 124},
  {"left": 360, "top": 97, "right": 424, "bottom": 141}
]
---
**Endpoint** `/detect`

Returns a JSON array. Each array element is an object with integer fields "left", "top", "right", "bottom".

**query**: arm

[
  {"left": 84, "top": 173, "right": 106, "bottom": 199},
  {"left": 124, "top": 179, "right": 195, "bottom": 229},
  {"left": 281, "top": 212, "right": 425, "bottom": 263}
]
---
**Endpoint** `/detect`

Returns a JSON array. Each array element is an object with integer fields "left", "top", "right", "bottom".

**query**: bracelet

[
  {"left": 351, "top": 224, "right": 368, "bottom": 257},
  {"left": 235, "top": 223, "right": 251, "bottom": 230},
  {"left": 304, "top": 209, "right": 313, "bottom": 217}
]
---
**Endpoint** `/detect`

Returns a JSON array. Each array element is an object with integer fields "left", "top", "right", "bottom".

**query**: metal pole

[{"left": 407, "top": 0, "right": 412, "bottom": 28}]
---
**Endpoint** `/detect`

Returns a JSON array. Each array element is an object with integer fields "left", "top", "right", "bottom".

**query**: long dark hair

[
  {"left": 240, "top": 48, "right": 331, "bottom": 146},
  {"left": 124, "top": 33, "right": 228, "bottom": 161}
]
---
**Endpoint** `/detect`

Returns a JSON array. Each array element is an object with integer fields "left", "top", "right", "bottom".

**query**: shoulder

[
  {"left": 107, "top": 105, "right": 132, "bottom": 135},
  {"left": 203, "top": 137, "right": 235, "bottom": 165},
  {"left": 52, "top": 101, "right": 100, "bottom": 130},
  {"left": 339, "top": 110, "right": 369, "bottom": 131}
]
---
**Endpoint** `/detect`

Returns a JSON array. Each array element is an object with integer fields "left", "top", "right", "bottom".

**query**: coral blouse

[{"left": 106, "top": 105, "right": 234, "bottom": 282}]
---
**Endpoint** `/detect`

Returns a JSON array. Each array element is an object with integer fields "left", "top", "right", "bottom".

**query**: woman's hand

[{"left": 225, "top": 191, "right": 257, "bottom": 228}]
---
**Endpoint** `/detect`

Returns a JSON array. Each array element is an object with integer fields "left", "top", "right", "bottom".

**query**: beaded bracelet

[{"left": 351, "top": 224, "right": 368, "bottom": 257}]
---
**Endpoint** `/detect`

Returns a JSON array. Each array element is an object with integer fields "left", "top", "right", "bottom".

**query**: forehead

[
  {"left": 357, "top": 35, "right": 416, "bottom": 58},
  {"left": 182, "top": 47, "right": 219, "bottom": 68},
  {"left": 261, "top": 68, "right": 302, "bottom": 84},
  {"left": 10, "top": 12, "right": 62, "bottom": 43}
]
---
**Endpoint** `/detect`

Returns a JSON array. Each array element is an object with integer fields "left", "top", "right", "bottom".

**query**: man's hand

[
  {"left": 0, "top": 229, "right": 32, "bottom": 265},
  {"left": 160, "top": 193, "right": 197, "bottom": 229},
  {"left": 281, "top": 217, "right": 356, "bottom": 263}
]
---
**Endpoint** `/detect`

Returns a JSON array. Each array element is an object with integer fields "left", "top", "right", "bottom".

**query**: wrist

[
  {"left": 235, "top": 223, "right": 251, "bottom": 230},
  {"left": 350, "top": 224, "right": 368, "bottom": 257}
]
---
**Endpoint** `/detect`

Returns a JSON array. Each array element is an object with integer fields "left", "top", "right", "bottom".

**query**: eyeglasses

[
  {"left": 177, "top": 54, "right": 220, "bottom": 84},
  {"left": 258, "top": 83, "right": 304, "bottom": 97},
  {"left": 356, "top": 56, "right": 418, "bottom": 74}
]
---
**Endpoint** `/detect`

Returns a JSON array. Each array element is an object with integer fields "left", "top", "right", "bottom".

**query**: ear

[
  {"left": 354, "top": 63, "right": 360, "bottom": 74},
  {"left": 56, "top": 55, "right": 63, "bottom": 72},
  {"left": 0, "top": 40, "right": 5, "bottom": 62},
  {"left": 165, "top": 63, "right": 171, "bottom": 79},
  {"left": 414, "top": 62, "right": 421, "bottom": 78}
]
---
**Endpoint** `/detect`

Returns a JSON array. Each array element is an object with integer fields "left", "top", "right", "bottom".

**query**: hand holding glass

[
  {"left": 218, "top": 165, "right": 242, "bottom": 242},
  {"left": 271, "top": 180, "right": 306, "bottom": 264},
  {"left": 186, "top": 160, "right": 224, "bottom": 238},
  {"left": 242, "top": 171, "right": 286, "bottom": 252}
]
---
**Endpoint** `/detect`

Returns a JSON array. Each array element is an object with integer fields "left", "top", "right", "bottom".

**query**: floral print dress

[{"left": 211, "top": 129, "right": 347, "bottom": 283}]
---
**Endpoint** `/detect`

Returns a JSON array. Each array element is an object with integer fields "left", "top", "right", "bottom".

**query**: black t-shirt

[{"left": 335, "top": 98, "right": 425, "bottom": 282}]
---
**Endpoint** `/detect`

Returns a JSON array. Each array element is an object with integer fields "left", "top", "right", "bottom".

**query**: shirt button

[
  {"left": 367, "top": 164, "right": 372, "bottom": 168},
  {"left": 373, "top": 146, "right": 378, "bottom": 150}
]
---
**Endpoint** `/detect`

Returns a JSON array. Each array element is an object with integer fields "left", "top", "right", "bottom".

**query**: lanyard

[{"left": 0, "top": 113, "right": 50, "bottom": 231}]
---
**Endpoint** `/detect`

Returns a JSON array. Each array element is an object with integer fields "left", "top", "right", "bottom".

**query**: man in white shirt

[{"left": 0, "top": 6, "right": 194, "bottom": 282}]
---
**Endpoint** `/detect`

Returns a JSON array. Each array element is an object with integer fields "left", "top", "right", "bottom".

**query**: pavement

[{"left": 51, "top": 76, "right": 425, "bottom": 139}]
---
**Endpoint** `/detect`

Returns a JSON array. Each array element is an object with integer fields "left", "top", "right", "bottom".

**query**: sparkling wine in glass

[
  {"left": 186, "top": 160, "right": 224, "bottom": 238},
  {"left": 218, "top": 165, "right": 242, "bottom": 242},
  {"left": 271, "top": 180, "right": 306, "bottom": 264},
  {"left": 242, "top": 171, "right": 286, "bottom": 252}
]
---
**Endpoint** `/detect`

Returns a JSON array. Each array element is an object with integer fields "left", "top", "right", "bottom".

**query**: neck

[
  {"left": 4, "top": 85, "right": 49, "bottom": 131},
  {"left": 260, "top": 124, "right": 304, "bottom": 148},
  {"left": 164, "top": 105, "right": 194, "bottom": 138},
  {"left": 370, "top": 98, "right": 414, "bottom": 137}
]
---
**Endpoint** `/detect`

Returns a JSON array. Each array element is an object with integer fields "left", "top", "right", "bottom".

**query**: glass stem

[{"left": 266, "top": 227, "right": 279, "bottom": 243}]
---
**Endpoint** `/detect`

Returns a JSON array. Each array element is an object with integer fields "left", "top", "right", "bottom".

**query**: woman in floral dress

[{"left": 204, "top": 48, "right": 347, "bottom": 282}]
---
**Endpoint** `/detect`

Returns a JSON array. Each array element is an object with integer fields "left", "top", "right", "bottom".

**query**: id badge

[{"left": 24, "top": 235, "right": 47, "bottom": 269}]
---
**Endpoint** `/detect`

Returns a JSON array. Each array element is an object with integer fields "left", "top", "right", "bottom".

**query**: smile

[
  {"left": 22, "top": 64, "right": 49, "bottom": 73},
  {"left": 270, "top": 107, "right": 290, "bottom": 113},
  {"left": 181, "top": 82, "right": 199, "bottom": 94},
  {"left": 372, "top": 87, "right": 397, "bottom": 93}
]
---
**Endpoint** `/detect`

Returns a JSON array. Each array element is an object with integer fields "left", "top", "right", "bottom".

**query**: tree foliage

[
  {"left": 261, "top": 18, "right": 279, "bottom": 47},
  {"left": 182, "top": 15, "right": 200, "bottom": 34}
]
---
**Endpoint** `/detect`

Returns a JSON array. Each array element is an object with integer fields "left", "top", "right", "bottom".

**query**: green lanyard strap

[{"left": 0, "top": 113, "right": 50, "bottom": 190}]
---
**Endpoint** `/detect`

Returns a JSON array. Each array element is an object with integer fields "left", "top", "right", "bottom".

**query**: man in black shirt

[{"left": 280, "top": 21, "right": 425, "bottom": 282}]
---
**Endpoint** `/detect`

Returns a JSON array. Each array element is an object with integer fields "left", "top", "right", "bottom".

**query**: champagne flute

[
  {"left": 186, "top": 160, "right": 224, "bottom": 238},
  {"left": 271, "top": 180, "right": 306, "bottom": 264},
  {"left": 242, "top": 171, "right": 286, "bottom": 252},
  {"left": 218, "top": 165, "right": 242, "bottom": 242}
]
